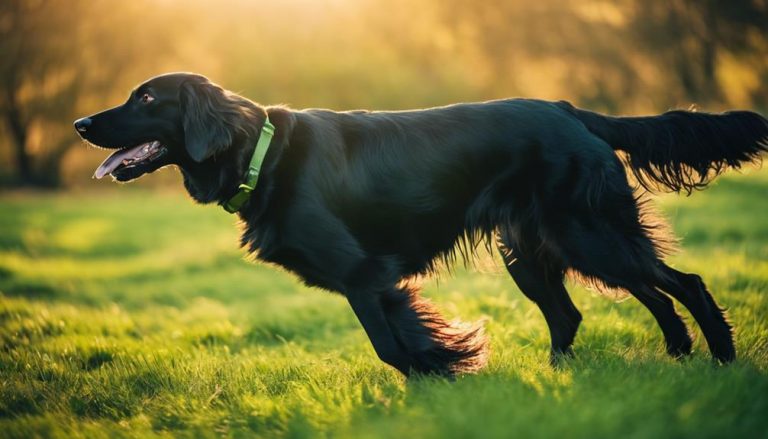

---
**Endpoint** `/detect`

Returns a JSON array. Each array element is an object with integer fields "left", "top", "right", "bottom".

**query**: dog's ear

[{"left": 179, "top": 79, "right": 237, "bottom": 162}]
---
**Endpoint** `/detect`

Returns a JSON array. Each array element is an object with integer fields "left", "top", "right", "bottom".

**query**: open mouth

[{"left": 93, "top": 141, "right": 168, "bottom": 179}]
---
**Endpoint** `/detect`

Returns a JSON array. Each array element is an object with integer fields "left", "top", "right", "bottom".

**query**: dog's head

[{"left": 74, "top": 72, "right": 260, "bottom": 183}]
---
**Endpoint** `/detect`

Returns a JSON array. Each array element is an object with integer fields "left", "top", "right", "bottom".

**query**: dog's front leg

[{"left": 347, "top": 290, "right": 413, "bottom": 376}]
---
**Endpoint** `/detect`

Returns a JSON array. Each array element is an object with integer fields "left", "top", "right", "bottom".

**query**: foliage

[
  {"left": 0, "top": 170, "right": 766, "bottom": 437},
  {"left": 0, "top": 0, "right": 766, "bottom": 187}
]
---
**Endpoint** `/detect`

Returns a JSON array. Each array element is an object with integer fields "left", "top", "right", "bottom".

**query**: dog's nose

[{"left": 74, "top": 117, "right": 92, "bottom": 133}]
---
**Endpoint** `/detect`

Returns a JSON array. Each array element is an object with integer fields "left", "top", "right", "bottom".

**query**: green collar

[{"left": 222, "top": 116, "right": 275, "bottom": 213}]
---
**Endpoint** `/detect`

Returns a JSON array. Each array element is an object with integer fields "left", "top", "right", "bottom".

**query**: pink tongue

[{"left": 93, "top": 143, "right": 148, "bottom": 179}]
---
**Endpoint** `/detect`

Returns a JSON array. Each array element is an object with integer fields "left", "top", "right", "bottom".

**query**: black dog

[{"left": 74, "top": 73, "right": 768, "bottom": 376}]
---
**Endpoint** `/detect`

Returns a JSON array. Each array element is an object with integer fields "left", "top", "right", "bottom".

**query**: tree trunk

[
  {"left": 3, "top": 88, "right": 34, "bottom": 186},
  {"left": 700, "top": 0, "right": 719, "bottom": 102},
  {"left": 5, "top": 115, "right": 33, "bottom": 186},
  {"left": 37, "top": 138, "right": 73, "bottom": 188}
]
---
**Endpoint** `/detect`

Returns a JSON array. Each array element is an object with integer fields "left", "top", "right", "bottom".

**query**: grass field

[{"left": 1, "top": 170, "right": 767, "bottom": 438}]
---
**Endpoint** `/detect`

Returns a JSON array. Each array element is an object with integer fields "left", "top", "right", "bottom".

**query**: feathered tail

[{"left": 558, "top": 101, "right": 768, "bottom": 193}]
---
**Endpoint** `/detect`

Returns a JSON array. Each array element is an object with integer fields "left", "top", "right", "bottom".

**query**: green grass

[{"left": 1, "top": 170, "right": 767, "bottom": 438}]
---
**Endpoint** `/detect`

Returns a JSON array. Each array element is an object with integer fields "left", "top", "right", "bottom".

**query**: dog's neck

[
  {"left": 179, "top": 135, "right": 251, "bottom": 205},
  {"left": 179, "top": 107, "right": 295, "bottom": 212}
]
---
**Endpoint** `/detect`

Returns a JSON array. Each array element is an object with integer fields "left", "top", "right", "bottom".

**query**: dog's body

[{"left": 75, "top": 73, "right": 768, "bottom": 376}]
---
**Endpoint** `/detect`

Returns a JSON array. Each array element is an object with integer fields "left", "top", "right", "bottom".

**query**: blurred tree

[
  {"left": 0, "top": 0, "right": 85, "bottom": 186},
  {"left": 630, "top": 0, "right": 768, "bottom": 106},
  {"left": 435, "top": 0, "right": 768, "bottom": 111},
  {"left": 0, "top": 0, "right": 184, "bottom": 187},
  {"left": 1, "top": 0, "right": 765, "bottom": 188}
]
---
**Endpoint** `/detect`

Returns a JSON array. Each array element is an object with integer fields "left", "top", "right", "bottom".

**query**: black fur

[{"left": 75, "top": 73, "right": 768, "bottom": 376}]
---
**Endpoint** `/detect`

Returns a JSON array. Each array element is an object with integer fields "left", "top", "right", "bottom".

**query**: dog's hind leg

[
  {"left": 555, "top": 208, "right": 694, "bottom": 360},
  {"left": 624, "top": 285, "right": 693, "bottom": 358},
  {"left": 559, "top": 224, "right": 695, "bottom": 359},
  {"left": 653, "top": 265, "right": 735, "bottom": 363},
  {"left": 533, "top": 146, "right": 696, "bottom": 359},
  {"left": 496, "top": 229, "right": 582, "bottom": 364}
]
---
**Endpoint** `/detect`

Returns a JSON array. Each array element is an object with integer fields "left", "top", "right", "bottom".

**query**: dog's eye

[{"left": 139, "top": 93, "right": 155, "bottom": 104}]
